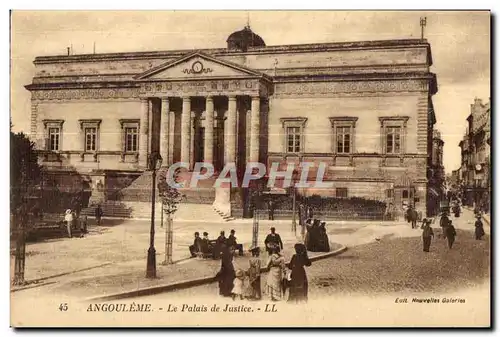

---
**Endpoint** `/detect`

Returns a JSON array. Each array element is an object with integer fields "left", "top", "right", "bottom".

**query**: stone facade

[
  {"left": 458, "top": 98, "right": 490, "bottom": 210},
  {"left": 26, "top": 30, "right": 438, "bottom": 218}
]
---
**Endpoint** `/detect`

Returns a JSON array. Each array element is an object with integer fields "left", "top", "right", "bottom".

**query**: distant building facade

[
  {"left": 427, "top": 129, "right": 445, "bottom": 216},
  {"left": 26, "top": 26, "right": 439, "bottom": 218},
  {"left": 457, "top": 98, "right": 491, "bottom": 210}
]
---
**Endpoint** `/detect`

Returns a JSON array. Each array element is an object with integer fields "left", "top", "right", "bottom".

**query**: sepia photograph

[{"left": 9, "top": 10, "right": 491, "bottom": 327}]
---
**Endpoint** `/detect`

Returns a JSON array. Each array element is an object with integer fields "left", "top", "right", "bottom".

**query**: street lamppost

[
  {"left": 146, "top": 151, "right": 163, "bottom": 279},
  {"left": 291, "top": 169, "right": 299, "bottom": 236}
]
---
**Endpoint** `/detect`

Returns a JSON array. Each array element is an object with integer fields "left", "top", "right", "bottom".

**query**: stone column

[
  {"left": 139, "top": 98, "right": 149, "bottom": 168},
  {"left": 168, "top": 110, "right": 175, "bottom": 165},
  {"left": 181, "top": 96, "right": 191, "bottom": 165},
  {"left": 190, "top": 113, "right": 196, "bottom": 169},
  {"left": 160, "top": 97, "right": 170, "bottom": 166},
  {"left": 250, "top": 96, "right": 260, "bottom": 163},
  {"left": 147, "top": 99, "right": 153, "bottom": 154},
  {"left": 204, "top": 96, "right": 214, "bottom": 164},
  {"left": 226, "top": 95, "right": 237, "bottom": 164}
]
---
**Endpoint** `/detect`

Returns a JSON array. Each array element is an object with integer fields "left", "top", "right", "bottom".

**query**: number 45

[{"left": 59, "top": 303, "right": 68, "bottom": 311}]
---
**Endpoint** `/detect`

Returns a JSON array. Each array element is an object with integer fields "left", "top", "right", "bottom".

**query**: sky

[{"left": 10, "top": 10, "right": 490, "bottom": 174}]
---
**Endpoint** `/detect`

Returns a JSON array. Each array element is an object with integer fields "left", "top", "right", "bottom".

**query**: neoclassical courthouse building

[{"left": 26, "top": 26, "right": 439, "bottom": 218}]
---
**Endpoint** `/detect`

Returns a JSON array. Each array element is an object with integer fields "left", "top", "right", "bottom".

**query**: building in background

[
  {"left": 427, "top": 129, "right": 445, "bottom": 216},
  {"left": 457, "top": 98, "right": 490, "bottom": 211},
  {"left": 26, "top": 26, "right": 439, "bottom": 219}
]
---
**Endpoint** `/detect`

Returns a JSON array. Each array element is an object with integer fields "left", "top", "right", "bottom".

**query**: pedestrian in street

[
  {"left": 304, "top": 218, "right": 312, "bottom": 248},
  {"left": 475, "top": 215, "right": 486, "bottom": 240},
  {"left": 439, "top": 212, "right": 450, "bottom": 238},
  {"left": 64, "top": 209, "right": 73, "bottom": 238},
  {"left": 215, "top": 244, "right": 235, "bottom": 297},
  {"left": 307, "top": 205, "right": 314, "bottom": 220},
  {"left": 245, "top": 247, "right": 262, "bottom": 300},
  {"left": 421, "top": 218, "right": 434, "bottom": 252},
  {"left": 445, "top": 219, "right": 457, "bottom": 249},
  {"left": 189, "top": 232, "right": 202, "bottom": 258},
  {"left": 264, "top": 227, "right": 283, "bottom": 255},
  {"left": 79, "top": 215, "right": 88, "bottom": 237},
  {"left": 287, "top": 243, "right": 312, "bottom": 303},
  {"left": 95, "top": 204, "right": 103, "bottom": 226},
  {"left": 268, "top": 199, "right": 275, "bottom": 221},
  {"left": 407, "top": 205, "right": 418, "bottom": 229},
  {"left": 318, "top": 222, "right": 330, "bottom": 252},
  {"left": 266, "top": 246, "right": 285, "bottom": 301}
]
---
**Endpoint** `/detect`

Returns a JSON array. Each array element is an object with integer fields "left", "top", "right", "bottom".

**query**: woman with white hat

[{"left": 64, "top": 209, "right": 73, "bottom": 238}]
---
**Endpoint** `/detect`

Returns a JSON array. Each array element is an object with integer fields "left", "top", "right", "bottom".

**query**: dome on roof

[{"left": 226, "top": 26, "right": 266, "bottom": 51}]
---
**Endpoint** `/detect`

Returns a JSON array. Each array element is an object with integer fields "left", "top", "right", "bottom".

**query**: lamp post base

[{"left": 146, "top": 246, "right": 157, "bottom": 279}]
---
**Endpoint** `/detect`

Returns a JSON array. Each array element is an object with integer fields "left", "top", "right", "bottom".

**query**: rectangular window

[
  {"left": 286, "top": 127, "right": 301, "bottom": 153},
  {"left": 336, "top": 188, "right": 348, "bottom": 198},
  {"left": 386, "top": 189, "right": 394, "bottom": 198},
  {"left": 336, "top": 126, "right": 351, "bottom": 154},
  {"left": 85, "top": 127, "right": 97, "bottom": 151},
  {"left": 125, "top": 127, "right": 138, "bottom": 152},
  {"left": 386, "top": 126, "right": 401, "bottom": 154},
  {"left": 48, "top": 127, "right": 60, "bottom": 151}
]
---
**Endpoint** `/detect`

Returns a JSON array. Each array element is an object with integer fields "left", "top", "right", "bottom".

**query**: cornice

[{"left": 33, "top": 39, "right": 431, "bottom": 65}]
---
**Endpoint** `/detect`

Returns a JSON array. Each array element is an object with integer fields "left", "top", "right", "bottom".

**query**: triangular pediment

[{"left": 135, "top": 51, "right": 268, "bottom": 80}]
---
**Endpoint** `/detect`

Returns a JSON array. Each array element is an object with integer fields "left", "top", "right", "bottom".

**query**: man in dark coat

[
  {"left": 189, "top": 232, "right": 202, "bottom": 258},
  {"left": 407, "top": 205, "right": 418, "bottom": 229},
  {"left": 213, "top": 231, "right": 226, "bottom": 259},
  {"left": 264, "top": 227, "right": 283, "bottom": 255},
  {"left": 439, "top": 212, "right": 450, "bottom": 238},
  {"left": 95, "top": 204, "right": 103, "bottom": 225},
  {"left": 226, "top": 229, "right": 243, "bottom": 256},
  {"left": 475, "top": 215, "right": 486, "bottom": 240},
  {"left": 445, "top": 219, "right": 457, "bottom": 249},
  {"left": 421, "top": 218, "right": 434, "bottom": 252}
]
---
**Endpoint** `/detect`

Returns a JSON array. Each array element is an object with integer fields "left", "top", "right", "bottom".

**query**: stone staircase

[
  {"left": 122, "top": 202, "right": 224, "bottom": 221},
  {"left": 80, "top": 201, "right": 132, "bottom": 218}
]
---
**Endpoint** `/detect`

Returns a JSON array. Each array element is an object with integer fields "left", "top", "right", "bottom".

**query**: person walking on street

[
  {"left": 407, "top": 205, "right": 418, "bottom": 229},
  {"left": 95, "top": 204, "right": 103, "bottom": 226},
  {"left": 268, "top": 199, "right": 275, "bottom": 221},
  {"left": 421, "top": 218, "right": 434, "bottom": 252},
  {"left": 445, "top": 219, "right": 457, "bottom": 249},
  {"left": 439, "top": 212, "right": 450, "bottom": 238},
  {"left": 475, "top": 215, "right": 486, "bottom": 240},
  {"left": 287, "top": 243, "right": 312, "bottom": 303}
]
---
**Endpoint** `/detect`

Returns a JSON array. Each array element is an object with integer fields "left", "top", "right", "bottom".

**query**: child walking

[{"left": 232, "top": 269, "right": 245, "bottom": 300}]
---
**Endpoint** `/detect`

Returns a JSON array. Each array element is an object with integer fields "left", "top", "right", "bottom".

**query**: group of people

[
  {"left": 421, "top": 210, "right": 486, "bottom": 252},
  {"left": 215, "top": 240, "right": 312, "bottom": 303},
  {"left": 304, "top": 219, "right": 330, "bottom": 252},
  {"left": 189, "top": 229, "right": 244, "bottom": 259},
  {"left": 63, "top": 209, "right": 88, "bottom": 238}
]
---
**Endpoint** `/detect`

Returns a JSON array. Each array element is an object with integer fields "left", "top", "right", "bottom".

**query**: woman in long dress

[
  {"left": 266, "top": 247, "right": 285, "bottom": 301},
  {"left": 215, "top": 244, "right": 235, "bottom": 297},
  {"left": 245, "top": 247, "right": 262, "bottom": 300},
  {"left": 287, "top": 243, "right": 312, "bottom": 303}
]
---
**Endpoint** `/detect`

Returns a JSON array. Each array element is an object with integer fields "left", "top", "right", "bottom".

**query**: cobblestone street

[{"left": 137, "top": 208, "right": 490, "bottom": 301}]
